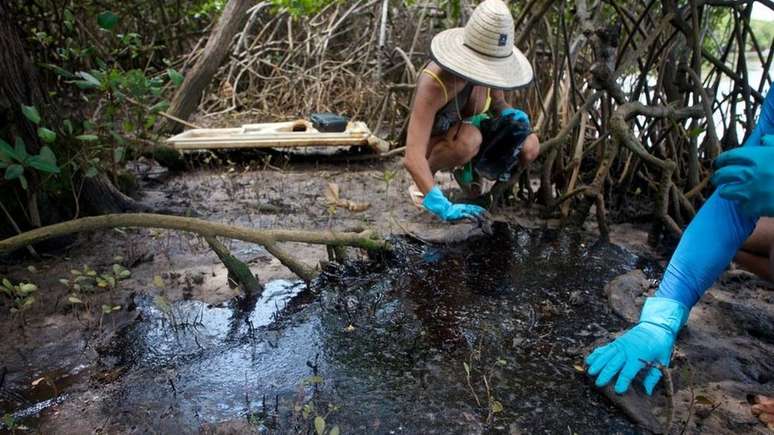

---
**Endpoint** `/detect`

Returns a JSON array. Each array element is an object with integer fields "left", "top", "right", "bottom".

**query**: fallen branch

[
  {"left": 261, "top": 240, "right": 317, "bottom": 282},
  {"left": 0, "top": 213, "right": 388, "bottom": 277},
  {"left": 0, "top": 213, "right": 386, "bottom": 252}
]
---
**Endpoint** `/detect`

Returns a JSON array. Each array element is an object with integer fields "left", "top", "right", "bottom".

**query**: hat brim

[{"left": 430, "top": 28, "right": 533, "bottom": 90}]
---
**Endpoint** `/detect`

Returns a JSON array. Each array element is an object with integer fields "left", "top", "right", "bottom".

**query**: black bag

[
  {"left": 310, "top": 113, "right": 348, "bottom": 133},
  {"left": 474, "top": 116, "right": 532, "bottom": 180}
]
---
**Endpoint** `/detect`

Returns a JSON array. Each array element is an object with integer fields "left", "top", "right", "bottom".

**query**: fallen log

[
  {"left": 0, "top": 213, "right": 387, "bottom": 282},
  {"left": 0, "top": 213, "right": 387, "bottom": 253}
]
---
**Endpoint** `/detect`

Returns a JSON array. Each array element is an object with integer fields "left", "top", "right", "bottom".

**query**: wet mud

[
  {"left": 2, "top": 162, "right": 772, "bottom": 434},
  {"left": 5, "top": 225, "right": 650, "bottom": 434}
]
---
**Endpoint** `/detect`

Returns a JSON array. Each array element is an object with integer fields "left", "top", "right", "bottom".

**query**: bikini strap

[{"left": 422, "top": 68, "right": 449, "bottom": 103}]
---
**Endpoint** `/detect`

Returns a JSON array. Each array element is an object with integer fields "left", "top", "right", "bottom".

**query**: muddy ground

[{"left": 0, "top": 151, "right": 772, "bottom": 434}]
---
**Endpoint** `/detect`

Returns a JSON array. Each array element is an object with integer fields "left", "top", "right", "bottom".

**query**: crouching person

[{"left": 402, "top": 0, "right": 539, "bottom": 222}]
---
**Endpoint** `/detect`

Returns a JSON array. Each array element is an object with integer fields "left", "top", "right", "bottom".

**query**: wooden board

[{"left": 167, "top": 120, "right": 389, "bottom": 153}]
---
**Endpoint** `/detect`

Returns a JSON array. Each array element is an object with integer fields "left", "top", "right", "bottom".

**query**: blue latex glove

[
  {"left": 422, "top": 186, "right": 486, "bottom": 221},
  {"left": 586, "top": 297, "right": 688, "bottom": 395},
  {"left": 711, "top": 135, "right": 774, "bottom": 217},
  {"left": 500, "top": 108, "right": 530, "bottom": 128}
]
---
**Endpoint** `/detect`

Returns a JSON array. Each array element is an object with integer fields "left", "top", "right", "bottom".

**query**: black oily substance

[{"left": 87, "top": 225, "right": 646, "bottom": 434}]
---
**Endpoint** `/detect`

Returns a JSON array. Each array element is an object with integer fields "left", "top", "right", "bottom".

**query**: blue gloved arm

[
  {"left": 655, "top": 191, "right": 758, "bottom": 306},
  {"left": 422, "top": 186, "right": 485, "bottom": 222},
  {"left": 586, "top": 89, "right": 773, "bottom": 395},
  {"left": 660, "top": 89, "right": 774, "bottom": 305},
  {"left": 733, "top": 88, "right": 774, "bottom": 153},
  {"left": 586, "top": 192, "right": 756, "bottom": 395}
]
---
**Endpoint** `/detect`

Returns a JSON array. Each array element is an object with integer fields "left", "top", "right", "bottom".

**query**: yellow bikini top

[{"left": 421, "top": 68, "right": 491, "bottom": 114}]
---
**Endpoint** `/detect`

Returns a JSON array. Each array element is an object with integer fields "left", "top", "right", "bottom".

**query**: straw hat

[{"left": 430, "top": 0, "right": 533, "bottom": 90}]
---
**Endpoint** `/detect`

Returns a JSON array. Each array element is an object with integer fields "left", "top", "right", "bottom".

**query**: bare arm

[
  {"left": 403, "top": 80, "right": 446, "bottom": 194},
  {"left": 491, "top": 89, "right": 510, "bottom": 113}
]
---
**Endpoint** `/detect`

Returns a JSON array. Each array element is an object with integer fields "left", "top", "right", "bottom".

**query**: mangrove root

[
  {"left": 204, "top": 235, "right": 263, "bottom": 295},
  {"left": 0, "top": 213, "right": 388, "bottom": 282}
]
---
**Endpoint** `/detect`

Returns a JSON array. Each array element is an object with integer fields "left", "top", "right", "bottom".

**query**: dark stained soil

[{"left": 1, "top": 155, "right": 772, "bottom": 434}]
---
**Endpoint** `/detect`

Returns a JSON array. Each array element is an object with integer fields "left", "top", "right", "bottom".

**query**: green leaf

[
  {"left": 144, "top": 114, "right": 158, "bottom": 129},
  {"left": 463, "top": 362, "right": 470, "bottom": 376},
  {"left": 19, "top": 283, "right": 37, "bottom": 294},
  {"left": 97, "top": 11, "right": 119, "bottom": 30},
  {"left": 14, "top": 137, "right": 28, "bottom": 160},
  {"left": 27, "top": 156, "right": 60, "bottom": 174},
  {"left": 149, "top": 101, "right": 169, "bottom": 114},
  {"left": 21, "top": 105, "right": 41, "bottom": 125},
  {"left": 167, "top": 69, "right": 184, "bottom": 86},
  {"left": 0, "top": 138, "right": 19, "bottom": 162},
  {"left": 110, "top": 131, "right": 126, "bottom": 145},
  {"left": 37, "top": 127, "right": 56, "bottom": 143},
  {"left": 84, "top": 166, "right": 98, "bottom": 178},
  {"left": 4, "top": 164, "right": 23, "bottom": 180},
  {"left": 329, "top": 426, "right": 340, "bottom": 435},
  {"left": 74, "top": 71, "right": 101, "bottom": 89},
  {"left": 687, "top": 127, "right": 705, "bottom": 138},
  {"left": 18, "top": 174, "right": 28, "bottom": 189},
  {"left": 63, "top": 119, "right": 74, "bottom": 135},
  {"left": 39, "top": 146, "right": 57, "bottom": 165},
  {"left": 75, "top": 134, "right": 99, "bottom": 142},
  {"left": 21, "top": 296, "right": 35, "bottom": 308},
  {"left": 113, "top": 146, "right": 125, "bottom": 163},
  {"left": 63, "top": 9, "right": 75, "bottom": 29},
  {"left": 68, "top": 295, "right": 83, "bottom": 304},
  {"left": 314, "top": 416, "right": 325, "bottom": 435},
  {"left": 122, "top": 120, "right": 135, "bottom": 133},
  {"left": 491, "top": 400, "right": 503, "bottom": 413},
  {"left": 42, "top": 63, "right": 75, "bottom": 79}
]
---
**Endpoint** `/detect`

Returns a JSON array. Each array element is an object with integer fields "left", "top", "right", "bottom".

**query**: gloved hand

[
  {"left": 500, "top": 108, "right": 530, "bottom": 128},
  {"left": 422, "top": 186, "right": 486, "bottom": 221},
  {"left": 711, "top": 134, "right": 774, "bottom": 217},
  {"left": 585, "top": 297, "right": 688, "bottom": 395}
]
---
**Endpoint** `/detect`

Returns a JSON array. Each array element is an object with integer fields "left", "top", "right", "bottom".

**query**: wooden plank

[{"left": 166, "top": 120, "right": 389, "bottom": 153}]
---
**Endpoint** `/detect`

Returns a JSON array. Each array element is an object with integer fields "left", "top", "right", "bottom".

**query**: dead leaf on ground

[{"left": 324, "top": 182, "right": 370, "bottom": 212}]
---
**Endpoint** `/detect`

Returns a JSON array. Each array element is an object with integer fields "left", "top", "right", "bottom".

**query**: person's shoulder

[{"left": 415, "top": 73, "right": 446, "bottom": 109}]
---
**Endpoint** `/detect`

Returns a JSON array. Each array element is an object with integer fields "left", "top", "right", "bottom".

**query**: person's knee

[
  {"left": 454, "top": 124, "right": 482, "bottom": 161},
  {"left": 520, "top": 134, "right": 540, "bottom": 164}
]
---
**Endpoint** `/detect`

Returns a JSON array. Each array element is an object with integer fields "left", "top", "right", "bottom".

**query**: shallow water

[{"left": 6, "top": 225, "right": 651, "bottom": 433}]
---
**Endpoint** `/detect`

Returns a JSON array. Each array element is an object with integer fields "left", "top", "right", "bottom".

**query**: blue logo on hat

[{"left": 498, "top": 34, "right": 507, "bottom": 46}]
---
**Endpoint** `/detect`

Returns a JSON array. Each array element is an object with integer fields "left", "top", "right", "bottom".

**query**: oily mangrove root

[
  {"left": 204, "top": 235, "right": 264, "bottom": 294},
  {"left": 0, "top": 213, "right": 387, "bottom": 282}
]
